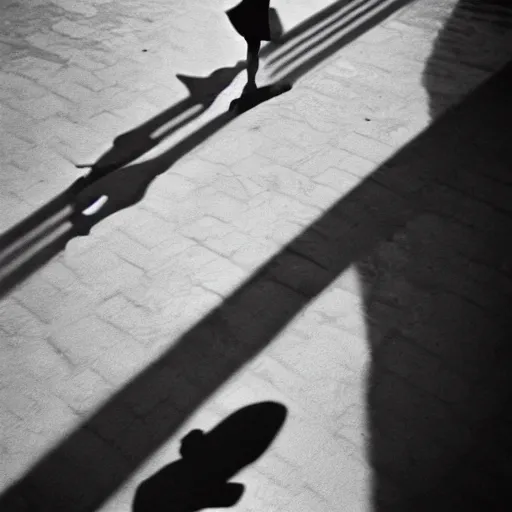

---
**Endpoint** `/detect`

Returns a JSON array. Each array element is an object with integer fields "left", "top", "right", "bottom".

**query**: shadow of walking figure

[
  {"left": 132, "top": 402, "right": 287, "bottom": 511},
  {"left": 74, "top": 62, "right": 245, "bottom": 187}
]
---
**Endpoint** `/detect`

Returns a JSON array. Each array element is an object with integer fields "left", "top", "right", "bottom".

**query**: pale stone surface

[{"left": 1, "top": 0, "right": 512, "bottom": 511}]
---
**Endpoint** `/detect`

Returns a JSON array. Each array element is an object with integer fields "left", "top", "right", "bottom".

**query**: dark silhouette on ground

[
  {"left": 0, "top": 0, "right": 412, "bottom": 297},
  {"left": 133, "top": 402, "right": 287, "bottom": 511},
  {"left": 225, "top": 2, "right": 289, "bottom": 109},
  {"left": 265, "top": 0, "right": 413, "bottom": 83},
  {"left": 422, "top": 0, "right": 512, "bottom": 119},
  {"left": 74, "top": 63, "right": 245, "bottom": 183},
  {"left": 0, "top": 108, "right": 233, "bottom": 298},
  {"left": 361, "top": 2, "right": 512, "bottom": 510}
]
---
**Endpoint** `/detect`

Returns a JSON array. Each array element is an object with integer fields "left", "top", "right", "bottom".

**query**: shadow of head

[
  {"left": 176, "top": 60, "right": 246, "bottom": 103},
  {"left": 133, "top": 401, "right": 287, "bottom": 511}
]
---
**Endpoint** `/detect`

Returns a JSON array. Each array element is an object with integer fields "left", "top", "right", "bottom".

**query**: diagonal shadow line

[
  {"left": 78, "top": 64, "right": 246, "bottom": 178},
  {"left": 2, "top": 53, "right": 509, "bottom": 512},
  {"left": 0, "top": 64, "right": 244, "bottom": 255},
  {"left": 0, "top": 188, "right": 74, "bottom": 251},
  {"left": 268, "top": 0, "right": 415, "bottom": 81},
  {"left": 0, "top": 213, "right": 68, "bottom": 273},
  {"left": 260, "top": 0, "right": 366, "bottom": 59},
  {"left": 69, "top": 0, "right": 373, "bottom": 183},
  {"left": 265, "top": 0, "right": 378, "bottom": 67},
  {"left": 0, "top": 0, "right": 346, "bottom": 255},
  {"left": 0, "top": 0, "right": 411, "bottom": 299},
  {"left": 0, "top": 109, "right": 235, "bottom": 299}
]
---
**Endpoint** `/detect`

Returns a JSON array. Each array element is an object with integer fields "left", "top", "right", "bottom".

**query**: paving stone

[
  {"left": 192, "top": 253, "right": 248, "bottom": 296},
  {"left": 313, "top": 165, "right": 361, "bottom": 194},
  {"left": 52, "top": 20, "right": 97, "bottom": 39},
  {"left": 0, "top": 298, "right": 49, "bottom": 337}
]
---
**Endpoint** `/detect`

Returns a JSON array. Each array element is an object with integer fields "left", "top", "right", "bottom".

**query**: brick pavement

[{"left": 1, "top": 0, "right": 512, "bottom": 511}]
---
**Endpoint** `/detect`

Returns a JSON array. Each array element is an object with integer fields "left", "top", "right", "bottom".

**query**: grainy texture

[{"left": 1, "top": 0, "right": 512, "bottom": 511}]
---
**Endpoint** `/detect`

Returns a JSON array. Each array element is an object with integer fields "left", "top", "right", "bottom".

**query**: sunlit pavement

[{"left": 2, "top": 1, "right": 512, "bottom": 510}]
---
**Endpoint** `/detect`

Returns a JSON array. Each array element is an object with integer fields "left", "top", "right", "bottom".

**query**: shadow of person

[
  {"left": 0, "top": 0, "right": 413, "bottom": 297},
  {"left": 359, "top": 4, "right": 512, "bottom": 509},
  {"left": 0, "top": 61, "right": 247, "bottom": 296},
  {"left": 67, "top": 106, "right": 236, "bottom": 237},
  {"left": 229, "top": 81, "right": 292, "bottom": 114},
  {"left": 75, "top": 61, "right": 246, "bottom": 185},
  {"left": 0, "top": 104, "right": 236, "bottom": 297},
  {"left": 132, "top": 401, "right": 287, "bottom": 512}
]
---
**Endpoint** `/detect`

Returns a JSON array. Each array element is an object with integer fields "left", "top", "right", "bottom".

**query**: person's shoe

[{"left": 242, "top": 82, "right": 258, "bottom": 96}]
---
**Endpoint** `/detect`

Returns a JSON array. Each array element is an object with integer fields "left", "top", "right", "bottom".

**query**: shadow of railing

[
  {"left": 2, "top": 50, "right": 512, "bottom": 511},
  {"left": 264, "top": 0, "right": 413, "bottom": 83}
]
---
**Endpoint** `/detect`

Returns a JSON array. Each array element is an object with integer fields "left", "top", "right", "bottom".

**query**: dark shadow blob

[
  {"left": 76, "top": 62, "right": 245, "bottom": 183},
  {"left": 0, "top": 0, "right": 415, "bottom": 298},
  {"left": 361, "top": 3, "right": 512, "bottom": 510},
  {"left": 0, "top": 107, "right": 235, "bottom": 298},
  {"left": 422, "top": 0, "right": 512, "bottom": 119},
  {"left": 133, "top": 402, "right": 287, "bottom": 511},
  {"left": 228, "top": 82, "right": 292, "bottom": 114}
]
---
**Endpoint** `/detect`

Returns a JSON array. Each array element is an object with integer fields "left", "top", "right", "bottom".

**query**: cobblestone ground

[{"left": 1, "top": 0, "right": 512, "bottom": 511}]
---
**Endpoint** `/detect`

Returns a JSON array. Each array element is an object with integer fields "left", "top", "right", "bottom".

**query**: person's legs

[{"left": 245, "top": 38, "right": 261, "bottom": 93}]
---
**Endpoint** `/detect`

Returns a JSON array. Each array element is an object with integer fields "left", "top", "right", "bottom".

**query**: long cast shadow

[
  {"left": 363, "top": 2, "right": 512, "bottom": 509},
  {"left": 133, "top": 402, "right": 287, "bottom": 511},
  {"left": 0, "top": 108, "right": 233, "bottom": 299},
  {"left": 2, "top": 52, "right": 512, "bottom": 512},
  {"left": 76, "top": 63, "right": 245, "bottom": 179},
  {"left": 265, "top": 0, "right": 414, "bottom": 82},
  {"left": 0, "top": 63, "right": 244, "bottom": 295}
]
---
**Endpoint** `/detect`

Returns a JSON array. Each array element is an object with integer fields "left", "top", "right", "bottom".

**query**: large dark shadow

[
  {"left": 422, "top": 0, "right": 512, "bottom": 119},
  {"left": 360, "top": 2, "right": 512, "bottom": 509},
  {"left": 133, "top": 401, "right": 286, "bottom": 511},
  {"left": 0, "top": 0, "right": 413, "bottom": 297},
  {"left": 3, "top": 58, "right": 512, "bottom": 510}
]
